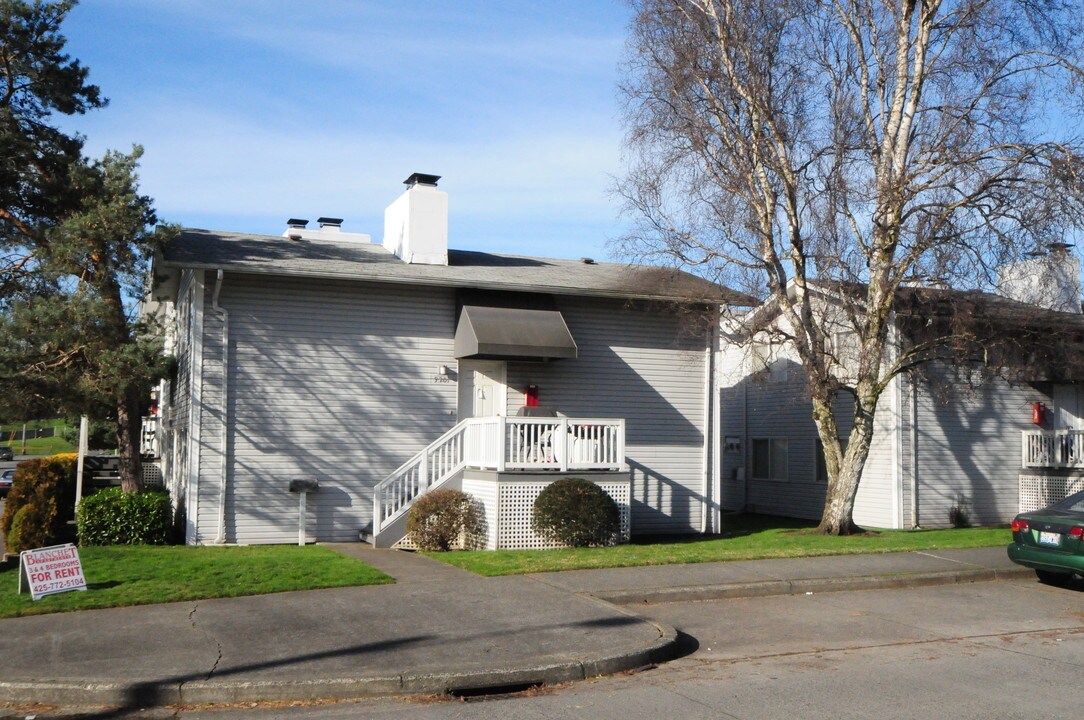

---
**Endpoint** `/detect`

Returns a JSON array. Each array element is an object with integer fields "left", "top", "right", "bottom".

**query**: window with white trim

[{"left": 752, "top": 438, "right": 788, "bottom": 481}]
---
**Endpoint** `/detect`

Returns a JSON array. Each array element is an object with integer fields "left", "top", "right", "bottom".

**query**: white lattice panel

[
  {"left": 463, "top": 478, "right": 499, "bottom": 550},
  {"left": 1019, "top": 474, "right": 1084, "bottom": 512},
  {"left": 143, "top": 462, "right": 164, "bottom": 488},
  {"left": 496, "top": 481, "right": 631, "bottom": 550}
]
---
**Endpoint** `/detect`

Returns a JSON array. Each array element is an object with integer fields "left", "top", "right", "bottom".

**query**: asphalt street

[{"left": 7, "top": 577, "right": 1082, "bottom": 720}]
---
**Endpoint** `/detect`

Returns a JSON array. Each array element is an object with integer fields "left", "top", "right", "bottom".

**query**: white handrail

[
  {"left": 1021, "top": 429, "right": 1084, "bottom": 469},
  {"left": 373, "top": 416, "right": 627, "bottom": 537}
]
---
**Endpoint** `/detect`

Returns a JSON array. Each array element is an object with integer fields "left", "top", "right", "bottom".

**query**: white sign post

[{"left": 18, "top": 544, "right": 87, "bottom": 600}]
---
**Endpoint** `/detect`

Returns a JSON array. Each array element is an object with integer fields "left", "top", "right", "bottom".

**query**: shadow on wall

[
  {"left": 910, "top": 367, "right": 1038, "bottom": 526},
  {"left": 203, "top": 276, "right": 457, "bottom": 544},
  {"left": 720, "top": 352, "right": 1034, "bottom": 528},
  {"left": 719, "top": 357, "right": 830, "bottom": 522},
  {"left": 628, "top": 459, "right": 705, "bottom": 533}
]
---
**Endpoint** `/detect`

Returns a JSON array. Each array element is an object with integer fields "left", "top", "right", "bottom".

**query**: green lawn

[
  {"left": 0, "top": 419, "right": 75, "bottom": 455},
  {"left": 0, "top": 545, "right": 392, "bottom": 618},
  {"left": 431, "top": 514, "right": 1012, "bottom": 576}
]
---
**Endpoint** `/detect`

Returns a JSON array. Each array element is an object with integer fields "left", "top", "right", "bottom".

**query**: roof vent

[
  {"left": 581, "top": 257, "right": 596, "bottom": 265},
  {"left": 286, "top": 218, "right": 308, "bottom": 229},
  {"left": 404, "top": 172, "right": 441, "bottom": 188},
  {"left": 318, "top": 217, "right": 343, "bottom": 232}
]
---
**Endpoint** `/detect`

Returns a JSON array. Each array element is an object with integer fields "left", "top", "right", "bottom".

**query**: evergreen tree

[{"left": 0, "top": 1, "right": 171, "bottom": 491}]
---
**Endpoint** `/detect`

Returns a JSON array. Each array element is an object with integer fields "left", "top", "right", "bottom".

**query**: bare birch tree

[{"left": 620, "top": 0, "right": 1084, "bottom": 533}]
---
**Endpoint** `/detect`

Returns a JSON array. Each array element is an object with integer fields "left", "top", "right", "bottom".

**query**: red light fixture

[
  {"left": 1011, "top": 518, "right": 1029, "bottom": 532},
  {"left": 1070, "top": 526, "right": 1084, "bottom": 539}
]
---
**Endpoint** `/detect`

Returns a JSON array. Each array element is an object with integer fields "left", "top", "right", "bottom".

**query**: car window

[{"left": 1052, "top": 490, "right": 1084, "bottom": 512}]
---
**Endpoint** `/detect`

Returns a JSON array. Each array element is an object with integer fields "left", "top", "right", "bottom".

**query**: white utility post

[{"left": 74, "top": 415, "right": 89, "bottom": 512}]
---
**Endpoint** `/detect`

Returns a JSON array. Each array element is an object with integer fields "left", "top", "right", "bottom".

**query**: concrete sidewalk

[{"left": 0, "top": 544, "right": 1027, "bottom": 709}]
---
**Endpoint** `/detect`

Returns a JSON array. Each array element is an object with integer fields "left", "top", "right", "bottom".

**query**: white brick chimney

[
  {"left": 383, "top": 173, "right": 448, "bottom": 265},
  {"left": 997, "top": 244, "right": 1082, "bottom": 313}
]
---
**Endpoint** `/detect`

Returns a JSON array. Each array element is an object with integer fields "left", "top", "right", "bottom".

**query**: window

[
  {"left": 750, "top": 342, "right": 788, "bottom": 383},
  {"left": 752, "top": 438, "right": 788, "bottom": 481}
]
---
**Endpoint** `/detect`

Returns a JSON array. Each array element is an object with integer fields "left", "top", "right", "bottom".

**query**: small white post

[
  {"left": 497, "top": 416, "right": 507, "bottom": 472},
  {"left": 298, "top": 492, "right": 307, "bottom": 546},
  {"left": 74, "top": 415, "right": 89, "bottom": 513}
]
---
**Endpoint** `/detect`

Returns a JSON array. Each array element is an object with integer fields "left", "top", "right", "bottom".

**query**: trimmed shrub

[
  {"left": 406, "top": 489, "right": 481, "bottom": 551},
  {"left": 532, "top": 477, "right": 620, "bottom": 547},
  {"left": 1, "top": 454, "right": 78, "bottom": 552},
  {"left": 77, "top": 488, "right": 172, "bottom": 546}
]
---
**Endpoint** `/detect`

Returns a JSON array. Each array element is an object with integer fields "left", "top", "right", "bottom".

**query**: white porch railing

[
  {"left": 1021, "top": 429, "right": 1084, "bottom": 469},
  {"left": 373, "top": 416, "right": 626, "bottom": 537}
]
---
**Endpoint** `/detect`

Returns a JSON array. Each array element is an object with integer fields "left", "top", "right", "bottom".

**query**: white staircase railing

[
  {"left": 372, "top": 416, "right": 626, "bottom": 538},
  {"left": 1022, "top": 429, "right": 1084, "bottom": 469}
]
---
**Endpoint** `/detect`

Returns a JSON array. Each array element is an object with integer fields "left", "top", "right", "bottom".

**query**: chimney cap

[
  {"left": 286, "top": 218, "right": 309, "bottom": 228},
  {"left": 404, "top": 173, "right": 441, "bottom": 187},
  {"left": 317, "top": 217, "right": 344, "bottom": 227}
]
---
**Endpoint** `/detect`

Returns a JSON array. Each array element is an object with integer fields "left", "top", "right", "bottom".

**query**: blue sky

[{"left": 61, "top": 1, "right": 635, "bottom": 261}]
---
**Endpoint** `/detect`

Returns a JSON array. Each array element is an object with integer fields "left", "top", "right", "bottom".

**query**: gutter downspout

[
  {"left": 909, "top": 370, "right": 919, "bottom": 529},
  {"left": 702, "top": 307, "right": 719, "bottom": 533},
  {"left": 212, "top": 270, "right": 230, "bottom": 545}
]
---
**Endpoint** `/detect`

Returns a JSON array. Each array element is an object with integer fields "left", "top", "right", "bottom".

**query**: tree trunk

[
  {"left": 816, "top": 459, "right": 864, "bottom": 535},
  {"left": 116, "top": 385, "right": 144, "bottom": 493},
  {"left": 816, "top": 398, "right": 876, "bottom": 535}
]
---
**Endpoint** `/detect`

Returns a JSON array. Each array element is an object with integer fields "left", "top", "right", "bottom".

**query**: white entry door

[
  {"left": 1054, "top": 384, "right": 1084, "bottom": 429},
  {"left": 458, "top": 360, "right": 507, "bottom": 419}
]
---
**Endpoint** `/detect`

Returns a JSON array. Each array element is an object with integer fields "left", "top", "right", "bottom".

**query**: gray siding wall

[
  {"left": 718, "top": 352, "right": 901, "bottom": 527},
  {"left": 853, "top": 377, "right": 900, "bottom": 528},
  {"left": 907, "top": 366, "right": 1042, "bottom": 527},
  {"left": 728, "top": 363, "right": 828, "bottom": 520},
  {"left": 197, "top": 274, "right": 459, "bottom": 544},
  {"left": 170, "top": 269, "right": 196, "bottom": 432},
  {"left": 191, "top": 277, "right": 711, "bottom": 543},
  {"left": 504, "top": 297, "right": 709, "bottom": 534}
]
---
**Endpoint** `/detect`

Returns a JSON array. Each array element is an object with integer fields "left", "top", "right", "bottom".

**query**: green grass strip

[
  {"left": 431, "top": 515, "right": 1011, "bottom": 576},
  {"left": 0, "top": 545, "right": 392, "bottom": 618}
]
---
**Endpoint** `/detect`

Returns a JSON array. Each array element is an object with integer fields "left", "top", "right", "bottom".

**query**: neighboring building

[
  {"left": 718, "top": 278, "right": 1084, "bottom": 528},
  {"left": 148, "top": 174, "right": 753, "bottom": 546}
]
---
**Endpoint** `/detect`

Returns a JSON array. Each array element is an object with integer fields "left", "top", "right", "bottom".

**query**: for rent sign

[{"left": 19, "top": 544, "right": 87, "bottom": 600}]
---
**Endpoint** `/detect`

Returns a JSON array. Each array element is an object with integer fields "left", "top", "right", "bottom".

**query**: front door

[
  {"left": 1054, "top": 384, "right": 1083, "bottom": 429},
  {"left": 458, "top": 360, "right": 507, "bottom": 419}
]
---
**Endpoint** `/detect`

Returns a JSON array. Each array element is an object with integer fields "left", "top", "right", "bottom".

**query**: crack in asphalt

[{"left": 185, "top": 602, "right": 224, "bottom": 682}]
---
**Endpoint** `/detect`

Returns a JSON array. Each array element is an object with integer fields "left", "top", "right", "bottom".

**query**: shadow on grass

[{"left": 630, "top": 513, "right": 816, "bottom": 546}]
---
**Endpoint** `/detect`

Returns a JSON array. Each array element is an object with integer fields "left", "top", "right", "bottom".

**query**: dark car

[
  {"left": 0, "top": 468, "right": 13, "bottom": 496},
  {"left": 1008, "top": 490, "right": 1084, "bottom": 583},
  {"left": 0, "top": 446, "right": 12, "bottom": 461}
]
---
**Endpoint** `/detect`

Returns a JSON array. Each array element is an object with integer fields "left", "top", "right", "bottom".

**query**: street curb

[
  {"left": 0, "top": 620, "right": 680, "bottom": 708},
  {"left": 590, "top": 566, "right": 1036, "bottom": 606},
  {"left": 0, "top": 567, "right": 1029, "bottom": 708}
]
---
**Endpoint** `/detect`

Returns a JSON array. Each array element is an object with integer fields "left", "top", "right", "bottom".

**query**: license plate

[{"left": 1039, "top": 531, "right": 1062, "bottom": 546}]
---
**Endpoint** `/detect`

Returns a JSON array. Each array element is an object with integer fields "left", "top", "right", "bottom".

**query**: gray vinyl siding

[
  {"left": 197, "top": 274, "right": 459, "bottom": 544},
  {"left": 189, "top": 274, "right": 712, "bottom": 543},
  {"left": 719, "top": 359, "right": 828, "bottom": 520},
  {"left": 853, "top": 377, "right": 900, "bottom": 528},
  {"left": 907, "top": 366, "right": 1039, "bottom": 527},
  {"left": 717, "top": 348, "right": 902, "bottom": 526},
  {"left": 195, "top": 276, "right": 227, "bottom": 543},
  {"left": 170, "top": 269, "right": 196, "bottom": 432},
  {"left": 504, "top": 298, "right": 710, "bottom": 534}
]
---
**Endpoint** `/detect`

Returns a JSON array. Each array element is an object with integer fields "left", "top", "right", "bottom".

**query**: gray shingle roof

[{"left": 160, "top": 228, "right": 755, "bottom": 305}]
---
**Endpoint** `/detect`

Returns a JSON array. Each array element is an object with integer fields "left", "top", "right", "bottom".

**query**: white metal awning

[{"left": 454, "top": 305, "right": 578, "bottom": 360}]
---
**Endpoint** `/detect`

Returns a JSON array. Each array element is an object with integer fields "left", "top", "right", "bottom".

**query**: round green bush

[
  {"left": 531, "top": 477, "right": 620, "bottom": 547},
  {"left": 77, "top": 488, "right": 172, "bottom": 546},
  {"left": 0, "top": 454, "right": 77, "bottom": 552},
  {"left": 406, "top": 488, "right": 481, "bottom": 551}
]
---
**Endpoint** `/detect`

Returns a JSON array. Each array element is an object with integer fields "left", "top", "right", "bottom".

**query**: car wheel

[{"left": 1035, "top": 569, "right": 1070, "bottom": 586}]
